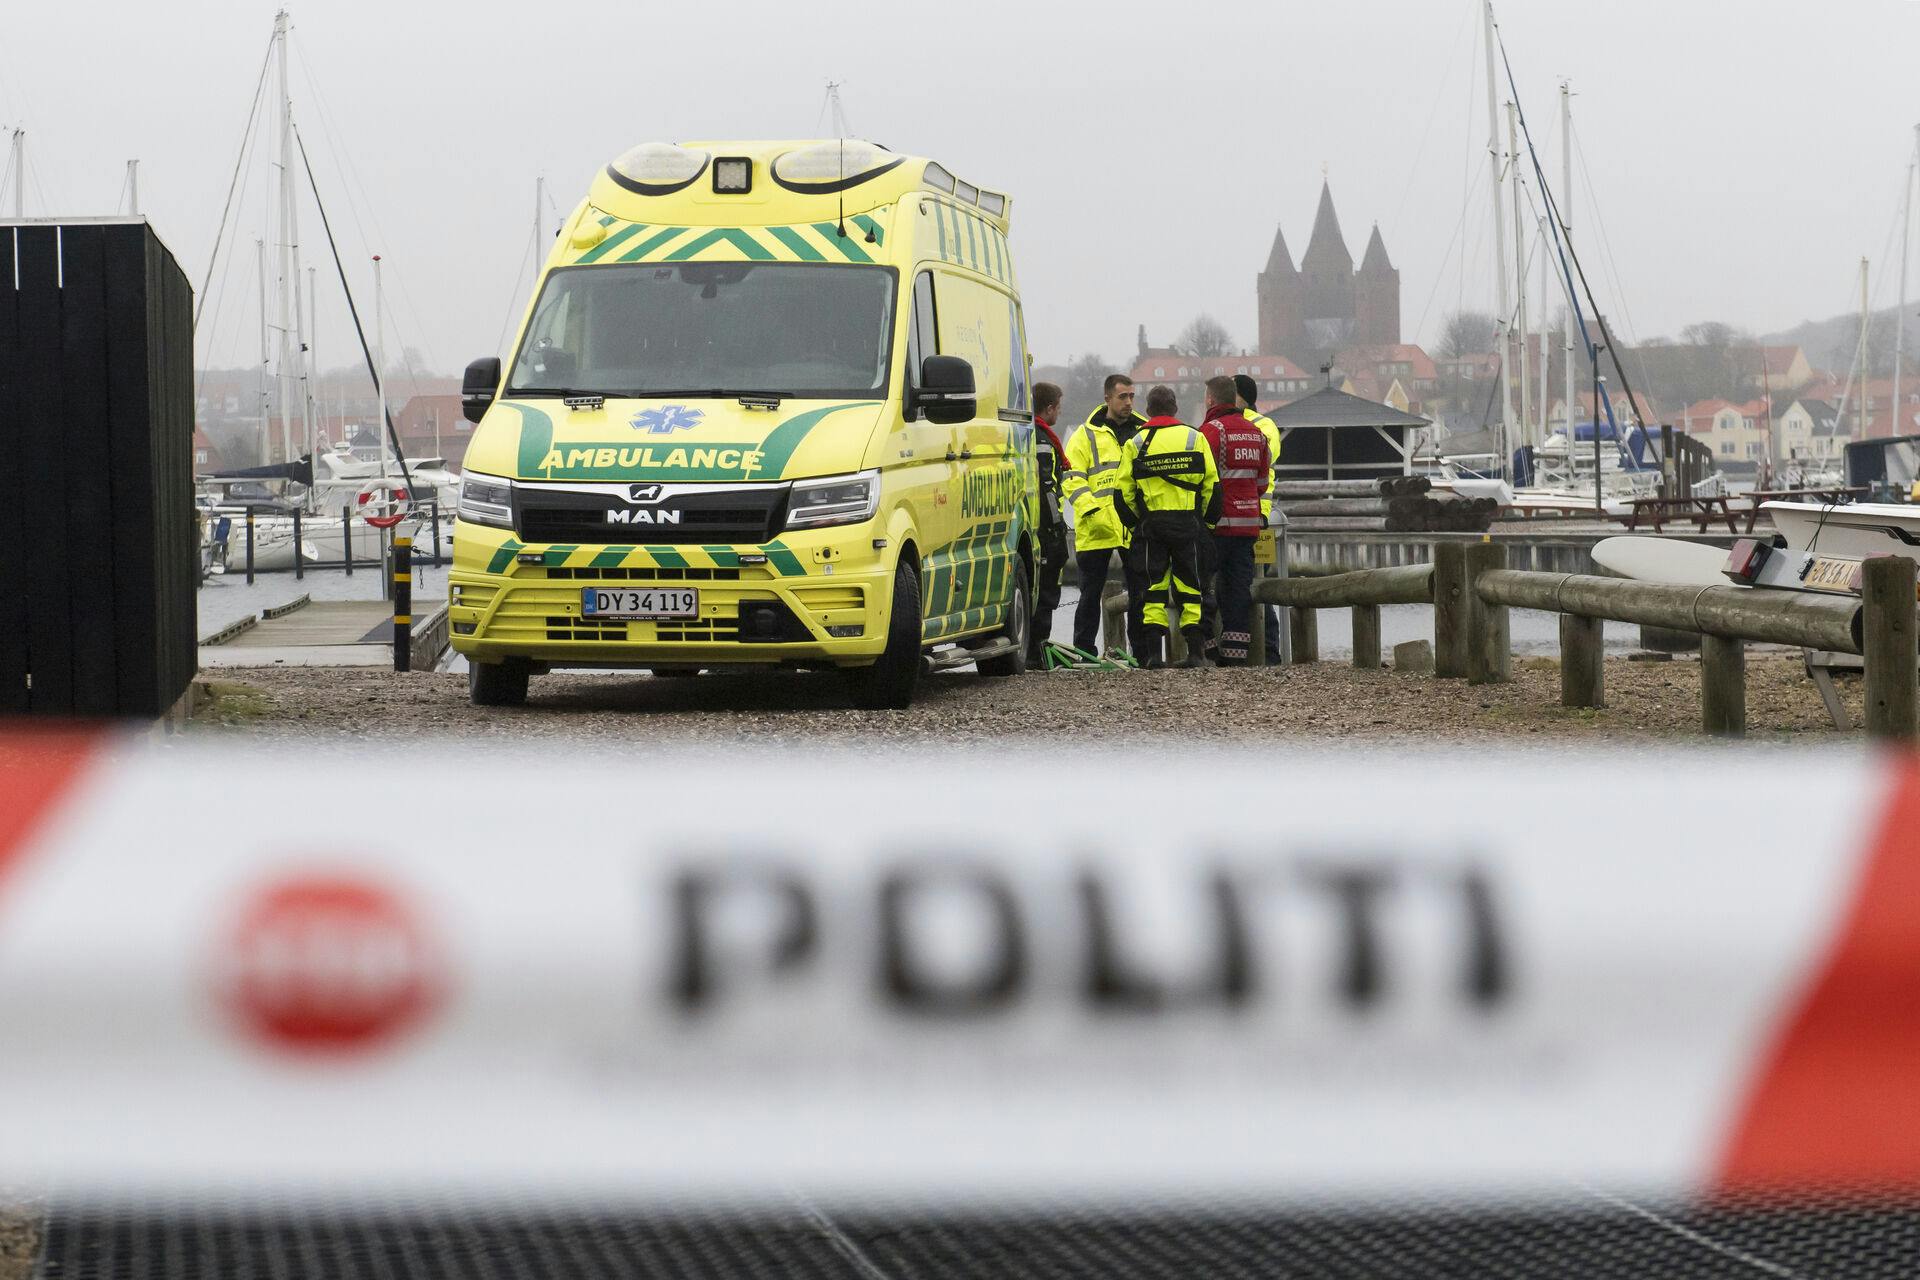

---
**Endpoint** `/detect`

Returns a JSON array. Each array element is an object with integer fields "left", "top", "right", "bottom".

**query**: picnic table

[
  {"left": 1738, "top": 486, "right": 1869, "bottom": 532},
  {"left": 1626, "top": 495, "right": 1739, "bottom": 533}
]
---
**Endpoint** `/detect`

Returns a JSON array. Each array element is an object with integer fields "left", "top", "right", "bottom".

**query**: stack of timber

[{"left": 1273, "top": 477, "right": 1498, "bottom": 533}]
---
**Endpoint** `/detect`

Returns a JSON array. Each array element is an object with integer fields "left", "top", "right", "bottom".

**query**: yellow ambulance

[{"left": 450, "top": 140, "right": 1039, "bottom": 709}]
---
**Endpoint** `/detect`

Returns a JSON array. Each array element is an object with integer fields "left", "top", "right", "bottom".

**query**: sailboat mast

[
  {"left": 374, "top": 254, "right": 389, "bottom": 482},
  {"left": 276, "top": 9, "right": 315, "bottom": 473},
  {"left": 1483, "top": 0, "right": 1515, "bottom": 470},
  {"left": 271, "top": 10, "right": 295, "bottom": 465},
  {"left": 1538, "top": 214, "right": 1551, "bottom": 438},
  {"left": 10, "top": 129, "right": 24, "bottom": 218},
  {"left": 307, "top": 265, "right": 318, "bottom": 448},
  {"left": 256, "top": 238, "right": 271, "bottom": 465},
  {"left": 1895, "top": 126, "right": 1915, "bottom": 441},
  {"left": 1860, "top": 257, "right": 1872, "bottom": 439},
  {"left": 1508, "top": 100, "right": 1532, "bottom": 453},
  {"left": 1561, "top": 81, "right": 1576, "bottom": 461}
]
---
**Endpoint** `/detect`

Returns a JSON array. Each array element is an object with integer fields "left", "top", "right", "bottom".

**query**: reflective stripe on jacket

[
  {"left": 1247, "top": 409, "right": 1282, "bottom": 518},
  {"left": 1199, "top": 405, "right": 1271, "bottom": 536},
  {"left": 1116, "top": 416, "right": 1220, "bottom": 526},
  {"left": 1062, "top": 408, "right": 1144, "bottom": 551}
]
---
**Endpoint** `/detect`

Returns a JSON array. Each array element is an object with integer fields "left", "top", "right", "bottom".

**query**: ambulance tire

[
  {"left": 976, "top": 560, "right": 1030, "bottom": 677},
  {"left": 848, "top": 561, "right": 922, "bottom": 711},
  {"left": 469, "top": 657, "right": 530, "bottom": 707}
]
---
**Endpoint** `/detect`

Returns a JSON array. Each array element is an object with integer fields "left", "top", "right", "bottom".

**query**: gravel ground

[
  {"left": 0, "top": 1204, "right": 40, "bottom": 1280},
  {"left": 193, "top": 651, "right": 1865, "bottom": 745}
]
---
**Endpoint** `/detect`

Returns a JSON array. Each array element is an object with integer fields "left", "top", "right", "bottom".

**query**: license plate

[
  {"left": 1801, "top": 556, "right": 1863, "bottom": 595},
  {"left": 581, "top": 587, "right": 699, "bottom": 619}
]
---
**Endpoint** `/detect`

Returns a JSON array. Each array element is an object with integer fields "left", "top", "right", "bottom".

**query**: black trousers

[
  {"left": 1139, "top": 512, "right": 1204, "bottom": 633},
  {"left": 1030, "top": 528, "right": 1067, "bottom": 657},
  {"left": 1212, "top": 533, "right": 1257, "bottom": 660},
  {"left": 1073, "top": 545, "right": 1149, "bottom": 656}
]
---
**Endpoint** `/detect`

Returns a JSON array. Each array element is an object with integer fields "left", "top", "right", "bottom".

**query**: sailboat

[
  {"left": 1440, "top": 5, "right": 1719, "bottom": 518},
  {"left": 196, "top": 9, "right": 453, "bottom": 573}
]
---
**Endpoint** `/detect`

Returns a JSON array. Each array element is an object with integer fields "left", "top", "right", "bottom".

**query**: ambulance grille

[
  {"left": 545, "top": 616, "right": 629, "bottom": 641},
  {"left": 540, "top": 566, "right": 743, "bottom": 581},
  {"left": 519, "top": 503, "right": 785, "bottom": 546}
]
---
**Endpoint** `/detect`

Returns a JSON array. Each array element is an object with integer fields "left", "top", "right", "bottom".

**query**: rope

[
  {"left": 293, "top": 121, "right": 414, "bottom": 495},
  {"left": 194, "top": 31, "right": 274, "bottom": 332}
]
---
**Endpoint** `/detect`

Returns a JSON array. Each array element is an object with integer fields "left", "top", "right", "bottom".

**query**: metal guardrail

[{"left": 1252, "top": 543, "right": 1919, "bottom": 740}]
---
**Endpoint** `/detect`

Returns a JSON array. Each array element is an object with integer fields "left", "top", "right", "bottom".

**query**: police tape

[{"left": 1, "top": 727, "right": 1917, "bottom": 1205}]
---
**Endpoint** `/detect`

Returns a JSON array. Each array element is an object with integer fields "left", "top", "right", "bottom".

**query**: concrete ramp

[{"left": 200, "top": 598, "right": 398, "bottom": 668}]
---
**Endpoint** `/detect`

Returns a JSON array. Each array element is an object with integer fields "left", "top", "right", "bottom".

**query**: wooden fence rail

[{"left": 1239, "top": 545, "right": 1919, "bottom": 740}]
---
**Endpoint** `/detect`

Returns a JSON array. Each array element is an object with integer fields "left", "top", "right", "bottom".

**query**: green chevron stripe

[
  {"left": 850, "top": 214, "right": 885, "bottom": 246},
  {"left": 485, "top": 538, "right": 525, "bottom": 574},
  {"left": 614, "top": 226, "right": 692, "bottom": 262},
  {"left": 813, "top": 222, "right": 875, "bottom": 263},
  {"left": 644, "top": 546, "right": 690, "bottom": 569},
  {"left": 767, "top": 225, "right": 827, "bottom": 261},
  {"left": 665, "top": 227, "right": 776, "bottom": 262},
  {"left": 703, "top": 545, "right": 742, "bottom": 568},
  {"left": 590, "top": 546, "right": 634, "bottom": 569},
  {"left": 577, "top": 223, "right": 646, "bottom": 263},
  {"left": 764, "top": 542, "right": 805, "bottom": 576},
  {"left": 541, "top": 545, "right": 579, "bottom": 567}
]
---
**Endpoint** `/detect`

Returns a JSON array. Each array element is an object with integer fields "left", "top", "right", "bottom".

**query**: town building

[{"left": 1127, "top": 351, "right": 1315, "bottom": 414}]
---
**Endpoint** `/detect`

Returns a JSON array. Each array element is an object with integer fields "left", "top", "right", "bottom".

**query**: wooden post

[
  {"left": 1101, "top": 582, "right": 1126, "bottom": 657},
  {"left": 1863, "top": 554, "right": 1918, "bottom": 741},
  {"left": 1560, "top": 613, "right": 1604, "bottom": 708},
  {"left": 1433, "top": 542, "right": 1467, "bottom": 678},
  {"left": 1290, "top": 608, "right": 1318, "bottom": 663},
  {"left": 1249, "top": 561, "right": 1268, "bottom": 670},
  {"left": 1352, "top": 604, "right": 1381, "bottom": 670},
  {"left": 1464, "top": 542, "right": 1510, "bottom": 685},
  {"left": 1701, "top": 634, "right": 1746, "bottom": 737}
]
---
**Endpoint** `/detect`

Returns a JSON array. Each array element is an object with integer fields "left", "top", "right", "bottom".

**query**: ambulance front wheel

[
  {"left": 976, "top": 560, "right": 1029, "bottom": 677},
  {"left": 847, "top": 561, "right": 922, "bottom": 711},
  {"left": 469, "top": 657, "right": 531, "bottom": 707}
]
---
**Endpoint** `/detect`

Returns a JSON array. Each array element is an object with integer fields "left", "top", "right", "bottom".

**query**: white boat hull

[
  {"left": 210, "top": 514, "right": 453, "bottom": 573},
  {"left": 1763, "top": 502, "right": 1920, "bottom": 561}
]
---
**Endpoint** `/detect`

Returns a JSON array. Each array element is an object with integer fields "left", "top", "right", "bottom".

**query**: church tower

[
  {"left": 1355, "top": 224, "right": 1401, "bottom": 345},
  {"left": 1299, "top": 182, "right": 1356, "bottom": 342},
  {"left": 1256, "top": 223, "right": 1303, "bottom": 356}
]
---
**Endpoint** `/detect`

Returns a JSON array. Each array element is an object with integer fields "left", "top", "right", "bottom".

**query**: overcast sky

[{"left": 8, "top": 0, "right": 1920, "bottom": 380}]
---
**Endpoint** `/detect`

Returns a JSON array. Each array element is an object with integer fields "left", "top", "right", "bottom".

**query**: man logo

[{"left": 628, "top": 484, "right": 665, "bottom": 503}]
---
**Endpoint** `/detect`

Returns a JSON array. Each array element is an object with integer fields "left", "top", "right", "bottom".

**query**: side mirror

[
  {"left": 913, "top": 354, "right": 977, "bottom": 426},
  {"left": 462, "top": 357, "right": 502, "bottom": 423}
]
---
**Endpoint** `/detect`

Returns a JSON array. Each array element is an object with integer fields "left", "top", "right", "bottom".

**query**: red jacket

[{"left": 1199, "top": 403, "right": 1270, "bottom": 536}]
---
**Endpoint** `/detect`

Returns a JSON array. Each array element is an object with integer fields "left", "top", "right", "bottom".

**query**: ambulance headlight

[
  {"left": 786, "top": 470, "right": 879, "bottom": 530},
  {"left": 713, "top": 157, "right": 753, "bottom": 194},
  {"left": 457, "top": 473, "right": 514, "bottom": 530}
]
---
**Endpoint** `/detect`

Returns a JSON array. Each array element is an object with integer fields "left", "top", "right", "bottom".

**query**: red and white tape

[{"left": 1, "top": 729, "right": 1917, "bottom": 1204}]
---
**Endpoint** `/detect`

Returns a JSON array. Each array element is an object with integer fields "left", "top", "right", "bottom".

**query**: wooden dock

[{"left": 199, "top": 597, "right": 448, "bottom": 669}]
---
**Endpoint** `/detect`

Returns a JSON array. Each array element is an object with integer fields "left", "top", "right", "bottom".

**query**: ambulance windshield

[{"left": 507, "top": 262, "right": 895, "bottom": 400}]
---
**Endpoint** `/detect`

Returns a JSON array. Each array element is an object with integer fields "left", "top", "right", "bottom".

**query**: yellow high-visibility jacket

[
  {"left": 1062, "top": 408, "right": 1145, "bottom": 551},
  {"left": 1247, "top": 409, "right": 1281, "bottom": 520},
  {"left": 1117, "top": 417, "right": 1220, "bottom": 524}
]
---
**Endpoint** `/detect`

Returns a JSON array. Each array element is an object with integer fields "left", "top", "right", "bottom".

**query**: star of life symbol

[{"left": 630, "top": 404, "right": 705, "bottom": 434}]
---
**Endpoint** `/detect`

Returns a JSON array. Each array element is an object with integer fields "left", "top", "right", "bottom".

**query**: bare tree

[
  {"left": 1062, "top": 352, "right": 1112, "bottom": 421},
  {"left": 1438, "top": 310, "right": 1497, "bottom": 359},
  {"left": 1174, "top": 315, "right": 1235, "bottom": 357}
]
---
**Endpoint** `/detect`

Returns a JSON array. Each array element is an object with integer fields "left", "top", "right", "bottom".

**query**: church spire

[
  {"left": 1263, "top": 222, "right": 1297, "bottom": 276},
  {"left": 1301, "top": 181, "right": 1351, "bottom": 274},
  {"left": 1360, "top": 223, "right": 1393, "bottom": 273}
]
